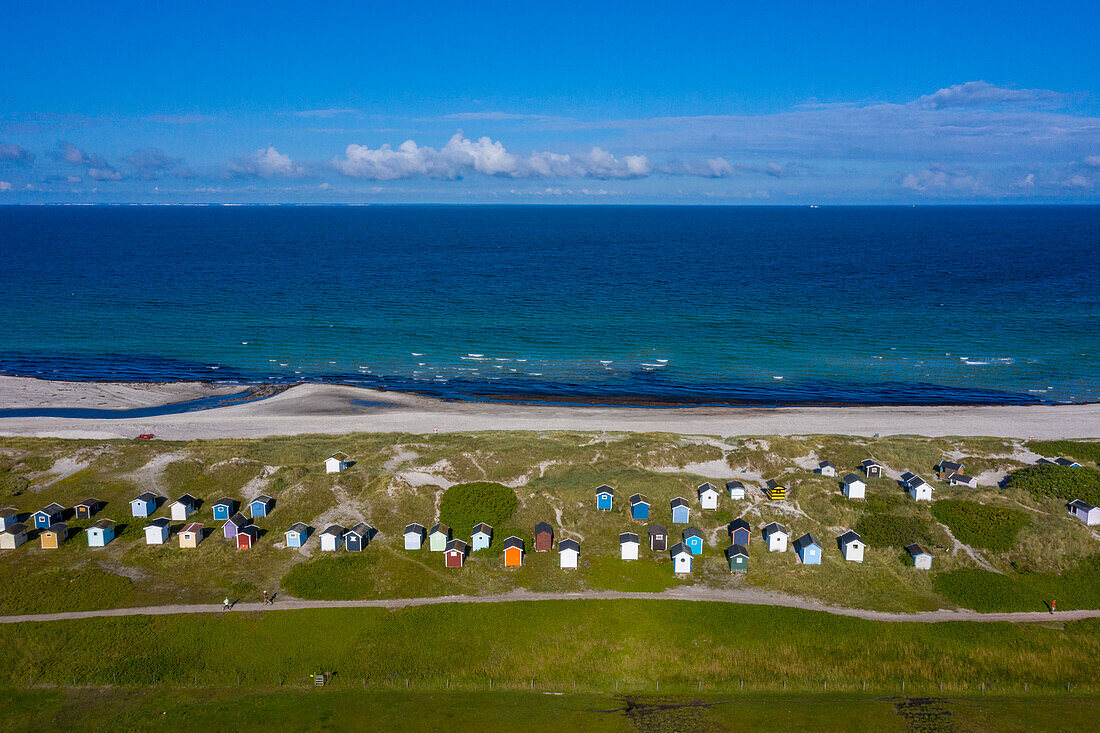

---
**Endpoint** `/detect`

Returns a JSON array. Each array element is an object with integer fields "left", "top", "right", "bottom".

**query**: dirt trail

[{"left": 2, "top": 586, "right": 1093, "bottom": 625}]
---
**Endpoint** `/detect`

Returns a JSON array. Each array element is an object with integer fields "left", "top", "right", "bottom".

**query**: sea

[{"left": 1, "top": 205, "right": 1097, "bottom": 406}]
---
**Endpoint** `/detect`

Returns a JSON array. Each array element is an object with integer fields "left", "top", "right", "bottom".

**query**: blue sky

[{"left": 2, "top": 1, "right": 1099, "bottom": 203}]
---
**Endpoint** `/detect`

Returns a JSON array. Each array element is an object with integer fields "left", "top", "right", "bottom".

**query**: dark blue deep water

[{"left": 1, "top": 205, "right": 1097, "bottom": 405}]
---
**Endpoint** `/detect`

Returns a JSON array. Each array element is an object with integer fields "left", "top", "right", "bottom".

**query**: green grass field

[
  {"left": 6, "top": 687, "right": 1099, "bottom": 732},
  {"left": 3, "top": 433, "right": 1100, "bottom": 614},
  {"left": 3, "top": 601, "right": 1100, "bottom": 693}
]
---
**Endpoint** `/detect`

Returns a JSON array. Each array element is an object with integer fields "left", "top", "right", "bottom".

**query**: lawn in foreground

[
  {"left": 3, "top": 601, "right": 1099, "bottom": 692},
  {"left": 4, "top": 687, "right": 1100, "bottom": 732}
]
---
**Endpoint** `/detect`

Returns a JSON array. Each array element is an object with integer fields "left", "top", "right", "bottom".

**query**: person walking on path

[
  {"left": 262, "top": 590, "right": 269, "bottom": 606},
  {"left": 223, "top": 597, "right": 231, "bottom": 611},
  {"left": 1051, "top": 599, "right": 1057, "bottom": 614}
]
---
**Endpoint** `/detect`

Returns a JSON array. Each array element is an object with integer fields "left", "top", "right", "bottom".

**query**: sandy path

[
  {"left": 0, "top": 586, "right": 1086, "bottom": 625},
  {"left": 2, "top": 380, "right": 1099, "bottom": 440}
]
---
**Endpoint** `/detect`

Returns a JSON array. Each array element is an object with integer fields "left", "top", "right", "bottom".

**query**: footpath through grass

[{"left": 4, "top": 601, "right": 1100, "bottom": 693}]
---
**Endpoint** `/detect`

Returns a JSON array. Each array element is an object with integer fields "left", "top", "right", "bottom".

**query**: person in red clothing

[{"left": 1051, "top": 599, "right": 1056, "bottom": 614}]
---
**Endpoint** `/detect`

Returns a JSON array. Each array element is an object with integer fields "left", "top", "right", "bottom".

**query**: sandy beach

[{"left": 0, "top": 376, "right": 1097, "bottom": 440}]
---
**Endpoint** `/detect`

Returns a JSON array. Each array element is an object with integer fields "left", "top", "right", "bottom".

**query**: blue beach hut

[
  {"left": 32, "top": 503, "right": 65, "bottom": 529},
  {"left": 728, "top": 518, "right": 751, "bottom": 547},
  {"left": 130, "top": 492, "right": 158, "bottom": 518},
  {"left": 670, "top": 497, "right": 690, "bottom": 524},
  {"left": 472, "top": 523, "right": 493, "bottom": 551},
  {"left": 249, "top": 495, "right": 274, "bottom": 518},
  {"left": 682, "top": 527, "right": 704, "bottom": 555},
  {"left": 794, "top": 533, "right": 822, "bottom": 565},
  {"left": 345, "top": 523, "right": 374, "bottom": 552},
  {"left": 629, "top": 494, "right": 650, "bottom": 520},
  {"left": 284, "top": 523, "right": 311, "bottom": 548},
  {"left": 86, "top": 519, "right": 115, "bottom": 547},
  {"left": 212, "top": 498, "right": 236, "bottom": 521},
  {"left": 595, "top": 485, "right": 614, "bottom": 511}
]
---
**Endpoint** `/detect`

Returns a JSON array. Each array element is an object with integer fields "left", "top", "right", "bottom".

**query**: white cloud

[
  {"left": 1085, "top": 156, "right": 1100, "bottom": 168},
  {"left": 901, "top": 164, "right": 979, "bottom": 193},
  {"left": 0, "top": 143, "right": 34, "bottom": 164},
  {"left": 54, "top": 141, "right": 122, "bottom": 180},
  {"left": 915, "top": 81, "right": 1064, "bottom": 110},
  {"left": 334, "top": 133, "right": 652, "bottom": 181},
  {"left": 227, "top": 146, "right": 307, "bottom": 179},
  {"left": 0, "top": 181, "right": 12, "bottom": 191}
]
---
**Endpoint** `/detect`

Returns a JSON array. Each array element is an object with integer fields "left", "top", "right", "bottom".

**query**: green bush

[
  {"left": 1007, "top": 464, "right": 1100, "bottom": 506},
  {"left": 934, "top": 556, "right": 1100, "bottom": 612},
  {"left": 1027, "top": 440, "right": 1100, "bottom": 468},
  {"left": 930, "top": 499, "right": 1028, "bottom": 552},
  {"left": 854, "top": 514, "right": 931, "bottom": 548},
  {"left": 438, "top": 482, "right": 518, "bottom": 540}
]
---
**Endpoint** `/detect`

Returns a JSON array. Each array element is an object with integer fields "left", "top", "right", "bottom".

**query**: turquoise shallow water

[{"left": 0, "top": 205, "right": 1097, "bottom": 405}]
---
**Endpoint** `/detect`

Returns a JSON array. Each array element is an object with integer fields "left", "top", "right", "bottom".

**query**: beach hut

[
  {"left": 211, "top": 498, "right": 237, "bottom": 521},
  {"left": 130, "top": 492, "right": 158, "bottom": 518},
  {"left": 74, "top": 498, "right": 100, "bottom": 519},
  {"left": 648, "top": 523, "right": 668, "bottom": 551},
  {"left": 908, "top": 478, "right": 934, "bottom": 502},
  {"left": 559, "top": 538, "right": 579, "bottom": 569},
  {"left": 619, "top": 532, "right": 640, "bottom": 560},
  {"left": 534, "top": 522, "right": 554, "bottom": 551},
  {"left": 1054, "top": 457, "right": 1082, "bottom": 468},
  {"left": 40, "top": 523, "right": 67, "bottom": 549},
  {"left": 0, "top": 507, "right": 18, "bottom": 531},
  {"left": 320, "top": 525, "right": 345, "bottom": 552},
  {"left": 179, "top": 522, "right": 204, "bottom": 548},
  {"left": 947, "top": 473, "right": 978, "bottom": 488},
  {"left": 838, "top": 530, "right": 865, "bottom": 562},
  {"left": 0, "top": 523, "right": 28, "bottom": 550},
  {"left": 629, "top": 494, "right": 650, "bottom": 520},
  {"left": 763, "top": 522, "right": 788, "bottom": 552},
  {"left": 223, "top": 513, "right": 251, "bottom": 540},
  {"left": 764, "top": 479, "right": 787, "bottom": 501},
  {"left": 936, "top": 460, "right": 965, "bottom": 479},
  {"left": 682, "top": 526, "right": 704, "bottom": 555},
  {"left": 899, "top": 471, "right": 919, "bottom": 488},
  {"left": 841, "top": 473, "right": 866, "bottom": 499},
  {"left": 145, "top": 517, "right": 170, "bottom": 545},
  {"left": 817, "top": 461, "right": 837, "bottom": 477},
  {"left": 503, "top": 536, "right": 524, "bottom": 567},
  {"left": 728, "top": 518, "right": 751, "bottom": 547},
  {"left": 726, "top": 544, "right": 748, "bottom": 572},
  {"left": 341, "top": 523, "right": 368, "bottom": 550},
  {"left": 32, "top": 503, "right": 65, "bottom": 529},
  {"left": 249, "top": 494, "right": 274, "bottom": 518},
  {"left": 726, "top": 480, "right": 746, "bottom": 500},
  {"left": 429, "top": 523, "right": 451, "bottom": 552},
  {"left": 906, "top": 543, "right": 934, "bottom": 569},
  {"left": 86, "top": 519, "right": 115, "bottom": 547},
  {"left": 345, "top": 523, "right": 374, "bottom": 551},
  {"left": 236, "top": 525, "right": 258, "bottom": 549},
  {"left": 403, "top": 523, "right": 426, "bottom": 550},
  {"left": 325, "top": 452, "right": 350, "bottom": 473},
  {"left": 698, "top": 482, "right": 719, "bottom": 510},
  {"left": 670, "top": 542, "right": 692, "bottom": 574},
  {"left": 670, "top": 497, "right": 690, "bottom": 525},
  {"left": 444, "top": 538, "right": 467, "bottom": 567},
  {"left": 1068, "top": 500, "right": 1100, "bottom": 525},
  {"left": 284, "top": 522, "right": 311, "bottom": 548},
  {"left": 471, "top": 523, "right": 493, "bottom": 551},
  {"left": 794, "top": 533, "right": 822, "bottom": 565},
  {"left": 170, "top": 494, "right": 197, "bottom": 521},
  {"left": 595, "top": 485, "right": 614, "bottom": 510},
  {"left": 861, "top": 459, "right": 883, "bottom": 478}
]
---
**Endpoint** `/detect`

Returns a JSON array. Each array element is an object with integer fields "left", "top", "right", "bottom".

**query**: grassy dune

[{"left": 2, "top": 433, "right": 1100, "bottom": 614}]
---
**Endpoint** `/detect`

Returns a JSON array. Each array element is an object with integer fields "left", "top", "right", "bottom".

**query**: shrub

[
  {"left": 930, "top": 499, "right": 1028, "bottom": 552},
  {"left": 854, "top": 514, "right": 931, "bottom": 548},
  {"left": 934, "top": 556, "right": 1100, "bottom": 612},
  {"left": 1006, "top": 464, "right": 1100, "bottom": 506},
  {"left": 438, "top": 482, "right": 518, "bottom": 540},
  {"left": 1027, "top": 440, "right": 1100, "bottom": 468}
]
